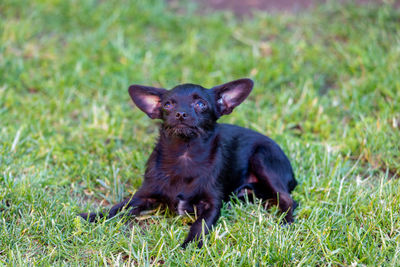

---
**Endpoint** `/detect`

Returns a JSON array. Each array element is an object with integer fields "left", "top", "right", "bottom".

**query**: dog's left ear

[
  {"left": 128, "top": 85, "right": 167, "bottom": 119},
  {"left": 212, "top": 78, "right": 254, "bottom": 117}
]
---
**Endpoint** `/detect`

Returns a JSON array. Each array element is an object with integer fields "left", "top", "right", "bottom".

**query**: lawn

[{"left": 1, "top": 0, "right": 400, "bottom": 265}]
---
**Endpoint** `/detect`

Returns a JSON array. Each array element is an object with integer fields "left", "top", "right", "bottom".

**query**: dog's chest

[
  {"left": 170, "top": 149, "right": 211, "bottom": 177},
  {"left": 166, "top": 148, "right": 211, "bottom": 177}
]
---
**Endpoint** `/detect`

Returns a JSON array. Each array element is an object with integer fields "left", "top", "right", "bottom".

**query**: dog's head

[{"left": 128, "top": 78, "right": 253, "bottom": 139}]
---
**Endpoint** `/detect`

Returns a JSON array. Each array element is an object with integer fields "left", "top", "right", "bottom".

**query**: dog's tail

[{"left": 288, "top": 178, "right": 297, "bottom": 192}]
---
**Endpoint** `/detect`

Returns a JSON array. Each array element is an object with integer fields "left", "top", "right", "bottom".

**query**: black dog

[{"left": 79, "top": 78, "right": 297, "bottom": 248}]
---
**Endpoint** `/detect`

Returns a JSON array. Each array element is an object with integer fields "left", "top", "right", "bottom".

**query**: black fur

[{"left": 79, "top": 78, "right": 297, "bottom": 248}]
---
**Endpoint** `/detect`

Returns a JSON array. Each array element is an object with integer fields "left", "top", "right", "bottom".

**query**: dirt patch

[
  {"left": 185, "top": 0, "right": 398, "bottom": 15},
  {"left": 195, "top": 0, "right": 316, "bottom": 14}
]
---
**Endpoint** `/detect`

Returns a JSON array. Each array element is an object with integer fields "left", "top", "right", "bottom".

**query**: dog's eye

[
  {"left": 164, "top": 102, "right": 172, "bottom": 109},
  {"left": 194, "top": 101, "right": 206, "bottom": 108}
]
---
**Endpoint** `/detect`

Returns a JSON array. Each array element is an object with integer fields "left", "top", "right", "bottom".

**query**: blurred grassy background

[{"left": 1, "top": 0, "right": 399, "bottom": 265}]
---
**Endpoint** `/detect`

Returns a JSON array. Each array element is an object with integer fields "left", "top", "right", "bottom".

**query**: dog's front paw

[
  {"left": 78, "top": 212, "right": 103, "bottom": 222},
  {"left": 181, "top": 241, "right": 189, "bottom": 249},
  {"left": 181, "top": 238, "right": 203, "bottom": 249}
]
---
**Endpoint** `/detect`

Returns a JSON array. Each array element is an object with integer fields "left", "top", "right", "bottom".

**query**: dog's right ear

[{"left": 128, "top": 85, "right": 167, "bottom": 119}]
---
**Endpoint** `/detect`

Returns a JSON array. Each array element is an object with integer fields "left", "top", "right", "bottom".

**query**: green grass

[{"left": 1, "top": 0, "right": 400, "bottom": 265}]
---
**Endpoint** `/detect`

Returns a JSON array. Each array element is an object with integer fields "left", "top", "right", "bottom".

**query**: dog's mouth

[{"left": 163, "top": 123, "right": 205, "bottom": 139}]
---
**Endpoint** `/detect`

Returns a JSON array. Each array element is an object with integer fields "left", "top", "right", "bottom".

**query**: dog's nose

[{"left": 175, "top": 111, "right": 187, "bottom": 120}]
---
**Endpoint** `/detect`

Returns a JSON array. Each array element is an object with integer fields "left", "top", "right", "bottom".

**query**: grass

[{"left": 1, "top": 0, "right": 400, "bottom": 265}]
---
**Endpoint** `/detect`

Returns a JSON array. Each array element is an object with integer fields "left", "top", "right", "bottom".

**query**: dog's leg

[
  {"left": 181, "top": 198, "right": 221, "bottom": 248},
  {"left": 249, "top": 148, "right": 296, "bottom": 223},
  {"left": 233, "top": 183, "right": 256, "bottom": 203},
  {"left": 79, "top": 189, "right": 159, "bottom": 222}
]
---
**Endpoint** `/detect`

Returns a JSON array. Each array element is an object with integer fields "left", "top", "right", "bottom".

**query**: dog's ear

[
  {"left": 211, "top": 78, "right": 254, "bottom": 117},
  {"left": 128, "top": 85, "right": 167, "bottom": 119}
]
